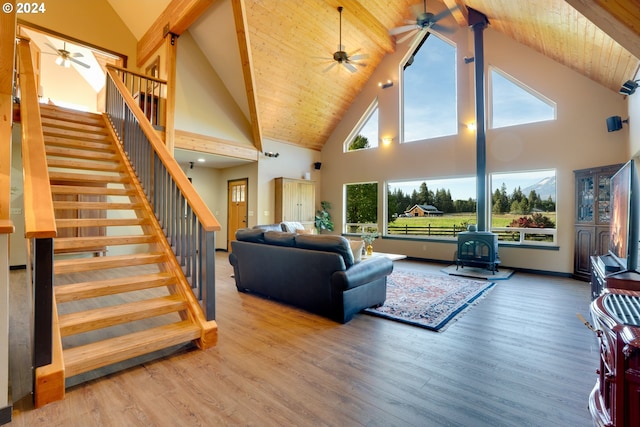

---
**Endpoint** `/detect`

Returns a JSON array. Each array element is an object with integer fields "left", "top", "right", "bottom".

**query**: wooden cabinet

[
  {"left": 274, "top": 177, "right": 315, "bottom": 228},
  {"left": 574, "top": 164, "right": 622, "bottom": 281},
  {"left": 590, "top": 289, "right": 640, "bottom": 426}
]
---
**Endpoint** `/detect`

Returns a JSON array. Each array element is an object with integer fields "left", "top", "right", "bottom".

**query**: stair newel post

[
  {"left": 33, "top": 238, "right": 53, "bottom": 368},
  {"left": 202, "top": 228, "right": 216, "bottom": 320}
]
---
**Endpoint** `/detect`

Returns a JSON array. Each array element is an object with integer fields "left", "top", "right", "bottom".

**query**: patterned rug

[{"left": 364, "top": 270, "right": 496, "bottom": 331}]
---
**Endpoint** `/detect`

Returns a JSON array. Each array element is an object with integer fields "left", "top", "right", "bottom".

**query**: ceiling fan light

[
  {"left": 55, "top": 56, "right": 63, "bottom": 66},
  {"left": 64, "top": 58, "right": 71, "bottom": 68}
]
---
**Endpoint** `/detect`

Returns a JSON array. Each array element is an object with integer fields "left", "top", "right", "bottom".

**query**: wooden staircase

[{"left": 35, "top": 104, "right": 217, "bottom": 406}]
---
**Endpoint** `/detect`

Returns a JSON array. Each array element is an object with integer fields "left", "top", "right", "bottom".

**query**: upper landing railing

[{"left": 105, "top": 66, "right": 220, "bottom": 320}]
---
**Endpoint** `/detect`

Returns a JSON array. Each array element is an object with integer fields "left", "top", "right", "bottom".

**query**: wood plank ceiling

[
  {"left": 238, "top": 0, "right": 640, "bottom": 151},
  {"left": 131, "top": 0, "right": 640, "bottom": 152}
]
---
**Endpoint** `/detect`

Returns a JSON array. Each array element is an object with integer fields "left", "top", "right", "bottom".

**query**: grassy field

[{"left": 389, "top": 212, "right": 557, "bottom": 228}]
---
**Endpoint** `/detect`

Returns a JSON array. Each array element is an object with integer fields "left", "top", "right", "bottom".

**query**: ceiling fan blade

[
  {"left": 397, "top": 28, "right": 421, "bottom": 44},
  {"left": 323, "top": 62, "right": 338, "bottom": 73},
  {"left": 349, "top": 54, "right": 368, "bottom": 61},
  {"left": 70, "top": 52, "right": 84, "bottom": 58},
  {"left": 390, "top": 24, "right": 417, "bottom": 36},
  {"left": 430, "top": 23, "right": 455, "bottom": 34},
  {"left": 69, "top": 56, "right": 90, "bottom": 69},
  {"left": 430, "top": 4, "right": 459, "bottom": 24},
  {"left": 343, "top": 62, "right": 357, "bottom": 73}
]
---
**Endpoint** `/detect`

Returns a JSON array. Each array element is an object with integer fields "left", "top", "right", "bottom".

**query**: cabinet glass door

[
  {"left": 577, "top": 176, "right": 594, "bottom": 222},
  {"left": 597, "top": 175, "right": 612, "bottom": 224}
]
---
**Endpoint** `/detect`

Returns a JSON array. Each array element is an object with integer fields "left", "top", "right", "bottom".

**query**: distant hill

[{"left": 522, "top": 176, "right": 556, "bottom": 202}]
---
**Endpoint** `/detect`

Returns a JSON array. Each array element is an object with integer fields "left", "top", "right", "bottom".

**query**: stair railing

[
  {"left": 107, "top": 65, "right": 166, "bottom": 129},
  {"left": 16, "top": 37, "right": 58, "bottom": 370},
  {"left": 105, "top": 66, "right": 220, "bottom": 320}
]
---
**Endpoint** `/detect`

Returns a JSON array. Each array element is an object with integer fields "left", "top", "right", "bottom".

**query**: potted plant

[
  {"left": 361, "top": 231, "right": 379, "bottom": 256},
  {"left": 315, "top": 201, "right": 334, "bottom": 233}
]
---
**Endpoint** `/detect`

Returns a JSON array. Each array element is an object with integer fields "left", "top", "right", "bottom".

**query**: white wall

[{"left": 320, "top": 26, "right": 628, "bottom": 275}]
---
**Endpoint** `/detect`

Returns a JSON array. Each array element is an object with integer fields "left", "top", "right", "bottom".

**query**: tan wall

[
  {"left": 320, "top": 27, "right": 629, "bottom": 275},
  {"left": 20, "top": 0, "right": 137, "bottom": 68}
]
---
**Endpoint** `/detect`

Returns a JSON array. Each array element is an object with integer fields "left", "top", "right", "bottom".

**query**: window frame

[{"left": 343, "top": 181, "right": 379, "bottom": 234}]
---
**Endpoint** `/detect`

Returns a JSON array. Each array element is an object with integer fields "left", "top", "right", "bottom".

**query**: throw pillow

[
  {"left": 296, "top": 228, "right": 313, "bottom": 235},
  {"left": 349, "top": 240, "right": 364, "bottom": 263},
  {"left": 281, "top": 221, "right": 305, "bottom": 233}
]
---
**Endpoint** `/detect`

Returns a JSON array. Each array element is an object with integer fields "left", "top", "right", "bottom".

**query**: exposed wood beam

[
  {"left": 565, "top": 0, "right": 640, "bottom": 64},
  {"left": 175, "top": 129, "right": 259, "bottom": 161},
  {"left": 137, "top": 0, "right": 214, "bottom": 67},
  {"left": 443, "top": 0, "right": 469, "bottom": 27},
  {"left": 326, "top": 0, "right": 394, "bottom": 53},
  {"left": 232, "top": 0, "right": 263, "bottom": 152}
]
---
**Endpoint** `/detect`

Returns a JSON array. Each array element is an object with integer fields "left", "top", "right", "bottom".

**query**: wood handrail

[
  {"left": 0, "top": 219, "right": 14, "bottom": 235},
  {"left": 17, "top": 37, "right": 56, "bottom": 239},
  {"left": 107, "top": 64, "right": 167, "bottom": 85},
  {"left": 106, "top": 67, "right": 220, "bottom": 232}
]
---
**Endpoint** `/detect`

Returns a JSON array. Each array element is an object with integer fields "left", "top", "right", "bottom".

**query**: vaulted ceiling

[{"left": 111, "top": 0, "right": 640, "bottom": 153}]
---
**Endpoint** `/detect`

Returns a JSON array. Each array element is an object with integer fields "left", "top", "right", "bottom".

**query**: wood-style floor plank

[{"left": 8, "top": 253, "right": 598, "bottom": 426}]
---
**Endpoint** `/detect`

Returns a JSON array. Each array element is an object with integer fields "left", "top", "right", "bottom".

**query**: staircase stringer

[{"left": 101, "top": 114, "right": 217, "bottom": 349}]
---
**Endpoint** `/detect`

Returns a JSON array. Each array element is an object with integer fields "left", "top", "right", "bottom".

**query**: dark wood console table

[{"left": 590, "top": 255, "right": 640, "bottom": 300}]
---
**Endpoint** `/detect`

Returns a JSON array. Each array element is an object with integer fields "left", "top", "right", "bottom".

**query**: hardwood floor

[{"left": 8, "top": 253, "right": 598, "bottom": 426}]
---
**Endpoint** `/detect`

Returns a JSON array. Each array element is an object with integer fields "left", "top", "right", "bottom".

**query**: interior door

[{"left": 228, "top": 179, "right": 248, "bottom": 251}]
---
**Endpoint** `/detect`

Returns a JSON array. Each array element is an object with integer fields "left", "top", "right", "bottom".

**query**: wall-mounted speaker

[
  {"left": 607, "top": 116, "right": 623, "bottom": 132},
  {"left": 314, "top": 162, "right": 322, "bottom": 170}
]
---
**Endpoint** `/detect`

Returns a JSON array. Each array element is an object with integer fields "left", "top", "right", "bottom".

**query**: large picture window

[
  {"left": 345, "top": 182, "right": 378, "bottom": 233},
  {"left": 402, "top": 34, "right": 457, "bottom": 142},
  {"left": 387, "top": 177, "right": 476, "bottom": 238},
  {"left": 490, "top": 170, "right": 557, "bottom": 244}
]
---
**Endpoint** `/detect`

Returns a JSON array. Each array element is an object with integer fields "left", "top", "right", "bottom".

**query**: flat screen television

[{"left": 609, "top": 159, "right": 639, "bottom": 271}]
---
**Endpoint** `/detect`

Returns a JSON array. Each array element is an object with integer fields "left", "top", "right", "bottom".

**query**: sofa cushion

[
  {"left": 236, "top": 228, "right": 265, "bottom": 243},
  {"left": 264, "top": 231, "right": 296, "bottom": 247},
  {"left": 282, "top": 221, "right": 305, "bottom": 233},
  {"left": 295, "top": 234, "right": 355, "bottom": 268}
]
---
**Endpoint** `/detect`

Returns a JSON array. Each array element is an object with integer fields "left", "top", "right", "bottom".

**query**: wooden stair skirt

[{"left": 34, "top": 104, "right": 217, "bottom": 408}]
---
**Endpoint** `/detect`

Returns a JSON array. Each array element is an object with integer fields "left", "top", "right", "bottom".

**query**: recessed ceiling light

[{"left": 197, "top": 158, "right": 205, "bottom": 163}]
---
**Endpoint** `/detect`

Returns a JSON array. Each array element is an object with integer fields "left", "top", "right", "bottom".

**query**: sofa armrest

[{"left": 331, "top": 257, "right": 393, "bottom": 291}]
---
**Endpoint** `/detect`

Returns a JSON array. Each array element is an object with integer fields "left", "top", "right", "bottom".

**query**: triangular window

[
  {"left": 346, "top": 98, "right": 378, "bottom": 151},
  {"left": 490, "top": 68, "right": 556, "bottom": 129}
]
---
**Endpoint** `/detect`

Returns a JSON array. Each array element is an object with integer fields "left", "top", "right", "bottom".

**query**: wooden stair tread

[
  {"left": 55, "top": 272, "right": 175, "bottom": 302},
  {"left": 49, "top": 171, "right": 130, "bottom": 184},
  {"left": 50, "top": 185, "right": 134, "bottom": 196},
  {"left": 53, "top": 201, "right": 141, "bottom": 210},
  {"left": 62, "top": 320, "right": 201, "bottom": 378},
  {"left": 54, "top": 253, "right": 167, "bottom": 274},
  {"left": 39, "top": 104, "right": 104, "bottom": 124},
  {"left": 43, "top": 126, "right": 110, "bottom": 142},
  {"left": 44, "top": 136, "right": 114, "bottom": 152},
  {"left": 41, "top": 117, "right": 107, "bottom": 134},
  {"left": 58, "top": 294, "right": 187, "bottom": 336},
  {"left": 46, "top": 145, "right": 118, "bottom": 161},
  {"left": 56, "top": 218, "right": 148, "bottom": 228},
  {"left": 47, "top": 158, "right": 122, "bottom": 172},
  {"left": 54, "top": 235, "right": 157, "bottom": 251}
]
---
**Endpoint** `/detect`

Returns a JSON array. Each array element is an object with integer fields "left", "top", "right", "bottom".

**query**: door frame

[{"left": 227, "top": 178, "right": 249, "bottom": 251}]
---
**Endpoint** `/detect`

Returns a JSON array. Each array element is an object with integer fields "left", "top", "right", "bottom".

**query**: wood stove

[{"left": 456, "top": 231, "right": 500, "bottom": 273}]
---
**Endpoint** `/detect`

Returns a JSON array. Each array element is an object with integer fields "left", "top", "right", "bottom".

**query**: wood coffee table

[{"left": 362, "top": 252, "right": 407, "bottom": 261}]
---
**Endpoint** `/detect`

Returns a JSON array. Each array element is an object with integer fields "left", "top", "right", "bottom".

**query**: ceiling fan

[
  {"left": 323, "top": 6, "right": 368, "bottom": 73},
  {"left": 43, "top": 41, "right": 90, "bottom": 69},
  {"left": 390, "top": 0, "right": 457, "bottom": 44}
]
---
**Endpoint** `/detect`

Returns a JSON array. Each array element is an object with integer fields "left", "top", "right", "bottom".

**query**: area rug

[
  {"left": 441, "top": 264, "right": 514, "bottom": 280},
  {"left": 364, "top": 270, "right": 496, "bottom": 331}
]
